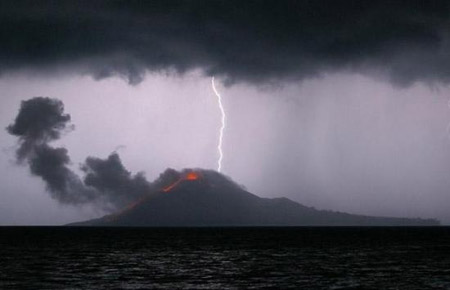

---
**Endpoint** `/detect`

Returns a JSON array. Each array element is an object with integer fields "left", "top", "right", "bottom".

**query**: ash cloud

[
  {"left": 6, "top": 97, "right": 72, "bottom": 160},
  {"left": 7, "top": 97, "right": 152, "bottom": 209},
  {"left": 0, "top": 1, "right": 449, "bottom": 86},
  {"left": 81, "top": 153, "right": 152, "bottom": 209},
  {"left": 152, "top": 168, "right": 182, "bottom": 189},
  {"left": 6, "top": 97, "right": 94, "bottom": 204},
  {"left": 29, "top": 144, "right": 94, "bottom": 204}
]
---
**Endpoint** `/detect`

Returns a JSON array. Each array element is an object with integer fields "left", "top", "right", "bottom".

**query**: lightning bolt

[{"left": 212, "top": 77, "right": 226, "bottom": 172}]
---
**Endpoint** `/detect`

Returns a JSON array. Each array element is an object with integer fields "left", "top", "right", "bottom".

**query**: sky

[{"left": 1, "top": 0, "right": 450, "bottom": 224}]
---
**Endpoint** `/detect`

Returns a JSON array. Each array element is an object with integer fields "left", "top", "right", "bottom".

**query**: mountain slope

[{"left": 70, "top": 169, "right": 439, "bottom": 226}]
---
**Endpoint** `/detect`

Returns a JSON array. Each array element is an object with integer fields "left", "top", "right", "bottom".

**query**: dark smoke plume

[
  {"left": 7, "top": 97, "right": 151, "bottom": 210},
  {"left": 29, "top": 144, "right": 95, "bottom": 204},
  {"left": 6, "top": 97, "right": 72, "bottom": 160},
  {"left": 152, "top": 168, "right": 183, "bottom": 189},
  {"left": 6, "top": 97, "right": 95, "bottom": 204},
  {"left": 81, "top": 153, "right": 152, "bottom": 209}
]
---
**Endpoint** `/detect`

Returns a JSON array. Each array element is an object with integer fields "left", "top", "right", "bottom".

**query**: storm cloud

[{"left": 0, "top": 0, "right": 449, "bottom": 85}]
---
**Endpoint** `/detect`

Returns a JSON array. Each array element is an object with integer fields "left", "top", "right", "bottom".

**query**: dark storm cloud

[
  {"left": 81, "top": 153, "right": 152, "bottom": 209},
  {"left": 6, "top": 97, "right": 151, "bottom": 209},
  {"left": 0, "top": 0, "right": 449, "bottom": 85}
]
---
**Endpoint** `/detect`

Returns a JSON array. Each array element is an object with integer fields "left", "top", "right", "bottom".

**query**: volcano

[{"left": 70, "top": 169, "right": 439, "bottom": 226}]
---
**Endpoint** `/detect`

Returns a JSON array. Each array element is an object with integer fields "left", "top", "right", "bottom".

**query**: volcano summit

[{"left": 70, "top": 169, "right": 439, "bottom": 227}]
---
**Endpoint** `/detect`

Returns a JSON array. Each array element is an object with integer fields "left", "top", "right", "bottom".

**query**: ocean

[{"left": 1, "top": 227, "right": 449, "bottom": 289}]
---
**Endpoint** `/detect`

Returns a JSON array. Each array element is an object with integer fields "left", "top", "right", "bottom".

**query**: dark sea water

[{"left": 1, "top": 227, "right": 450, "bottom": 289}]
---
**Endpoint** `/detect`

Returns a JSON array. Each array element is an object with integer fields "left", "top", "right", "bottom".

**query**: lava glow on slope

[
  {"left": 108, "top": 171, "right": 202, "bottom": 222},
  {"left": 162, "top": 171, "right": 200, "bottom": 192},
  {"left": 185, "top": 172, "right": 200, "bottom": 180}
]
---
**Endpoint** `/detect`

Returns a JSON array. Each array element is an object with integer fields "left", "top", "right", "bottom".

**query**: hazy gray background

[{"left": 1, "top": 71, "right": 450, "bottom": 224}]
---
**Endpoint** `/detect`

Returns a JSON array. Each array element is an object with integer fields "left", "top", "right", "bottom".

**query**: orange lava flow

[
  {"left": 185, "top": 172, "right": 199, "bottom": 180},
  {"left": 162, "top": 171, "right": 200, "bottom": 192},
  {"left": 162, "top": 179, "right": 181, "bottom": 192}
]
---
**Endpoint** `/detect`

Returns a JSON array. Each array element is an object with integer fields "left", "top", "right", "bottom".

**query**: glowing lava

[
  {"left": 107, "top": 171, "right": 201, "bottom": 222},
  {"left": 162, "top": 181, "right": 180, "bottom": 193},
  {"left": 185, "top": 172, "right": 200, "bottom": 180},
  {"left": 162, "top": 171, "right": 200, "bottom": 192}
]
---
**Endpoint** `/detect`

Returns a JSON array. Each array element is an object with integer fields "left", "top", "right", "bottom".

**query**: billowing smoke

[
  {"left": 6, "top": 97, "right": 93, "bottom": 204},
  {"left": 29, "top": 144, "right": 94, "bottom": 204},
  {"left": 6, "top": 97, "right": 152, "bottom": 210},
  {"left": 81, "top": 153, "right": 152, "bottom": 209},
  {"left": 152, "top": 168, "right": 182, "bottom": 189},
  {"left": 6, "top": 97, "right": 72, "bottom": 160}
]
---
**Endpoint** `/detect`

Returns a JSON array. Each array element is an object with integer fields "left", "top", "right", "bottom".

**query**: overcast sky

[{"left": 1, "top": 0, "right": 450, "bottom": 224}]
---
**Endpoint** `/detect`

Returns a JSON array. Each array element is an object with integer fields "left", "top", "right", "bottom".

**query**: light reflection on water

[{"left": 1, "top": 227, "right": 450, "bottom": 289}]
